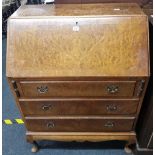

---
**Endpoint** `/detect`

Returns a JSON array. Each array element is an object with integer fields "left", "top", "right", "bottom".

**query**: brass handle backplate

[
  {"left": 107, "top": 85, "right": 119, "bottom": 94},
  {"left": 37, "top": 86, "right": 48, "bottom": 94},
  {"left": 47, "top": 122, "right": 55, "bottom": 128},
  {"left": 106, "top": 105, "right": 117, "bottom": 111},
  {"left": 104, "top": 122, "right": 114, "bottom": 128},
  {"left": 42, "top": 105, "right": 52, "bottom": 111}
]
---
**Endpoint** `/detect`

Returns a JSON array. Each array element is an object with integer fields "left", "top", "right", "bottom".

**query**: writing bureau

[{"left": 6, "top": 3, "right": 149, "bottom": 153}]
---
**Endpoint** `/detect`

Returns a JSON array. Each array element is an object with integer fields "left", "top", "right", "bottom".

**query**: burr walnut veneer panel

[
  {"left": 19, "top": 81, "right": 136, "bottom": 97},
  {"left": 26, "top": 117, "right": 135, "bottom": 132},
  {"left": 7, "top": 4, "right": 149, "bottom": 77},
  {"left": 19, "top": 99, "right": 139, "bottom": 116}
]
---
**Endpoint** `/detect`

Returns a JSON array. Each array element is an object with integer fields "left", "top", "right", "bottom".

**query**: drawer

[
  {"left": 19, "top": 99, "right": 139, "bottom": 116},
  {"left": 26, "top": 117, "right": 135, "bottom": 132},
  {"left": 19, "top": 81, "right": 136, "bottom": 97}
]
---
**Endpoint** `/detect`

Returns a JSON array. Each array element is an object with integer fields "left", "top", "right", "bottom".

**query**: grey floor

[{"left": 2, "top": 36, "right": 130, "bottom": 155}]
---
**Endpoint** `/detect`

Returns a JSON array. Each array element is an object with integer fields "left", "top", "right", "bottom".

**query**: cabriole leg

[
  {"left": 124, "top": 139, "right": 136, "bottom": 154},
  {"left": 31, "top": 141, "right": 39, "bottom": 153},
  {"left": 26, "top": 135, "right": 39, "bottom": 153}
]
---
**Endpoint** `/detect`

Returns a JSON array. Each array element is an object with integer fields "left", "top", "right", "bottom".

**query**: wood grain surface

[
  {"left": 18, "top": 80, "right": 136, "bottom": 97},
  {"left": 25, "top": 117, "right": 135, "bottom": 132},
  {"left": 7, "top": 9, "right": 149, "bottom": 77},
  {"left": 11, "top": 4, "right": 144, "bottom": 17},
  {"left": 26, "top": 131, "right": 136, "bottom": 142},
  {"left": 19, "top": 98, "right": 139, "bottom": 116},
  {"left": 6, "top": 4, "right": 149, "bottom": 147}
]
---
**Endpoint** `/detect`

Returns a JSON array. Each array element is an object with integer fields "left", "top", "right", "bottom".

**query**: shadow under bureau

[{"left": 6, "top": 3, "right": 150, "bottom": 153}]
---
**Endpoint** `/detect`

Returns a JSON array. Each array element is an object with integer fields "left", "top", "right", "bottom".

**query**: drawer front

[
  {"left": 20, "top": 99, "right": 139, "bottom": 116},
  {"left": 26, "top": 118, "right": 134, "bottom": 132},
  {"left": 19, "top": 81, "right": 136, "bottom": 97}
]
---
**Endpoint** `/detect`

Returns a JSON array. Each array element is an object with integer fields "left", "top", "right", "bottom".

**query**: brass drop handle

[
  {"left": 47, "top": 122, "right": 55, "bottom": 128},
  {"left": 42, "top": 105, "right": 52, "bottom": 111},
  {"left": 104, "top": 122, "right": 114, "bottom": 128},
  {"left": 37, "top": 86, "right": 48, "bottom": 94},
  {"left": 106, "top": 105, "right": 117, "bottom": 111},
  {"left": 107, "top": 85, "right": 119, "bottom": 94}
]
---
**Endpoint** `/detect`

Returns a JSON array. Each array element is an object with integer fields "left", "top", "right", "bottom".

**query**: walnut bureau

[{"left": 6, "top": 3, "right": 149, "bottom": 153}]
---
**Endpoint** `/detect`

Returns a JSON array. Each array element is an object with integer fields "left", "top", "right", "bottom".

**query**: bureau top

[
  {"left": 11, "top": 3, "right": 145, "bottom": 18},
  {"left": 6, "top": 4, "right": 149, "bottom": 78}
]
